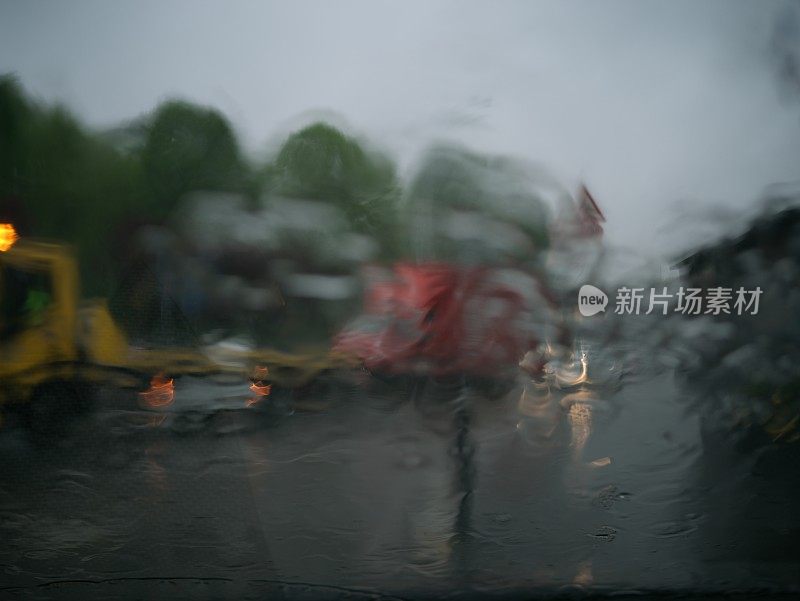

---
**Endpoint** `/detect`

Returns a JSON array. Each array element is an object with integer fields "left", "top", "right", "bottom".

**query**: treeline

[
  {"left": 0, "top": 75, "right": 400, "bottom": 295},
  {"left": 1, "top": 74, "right": 555, "bottom": 311}
]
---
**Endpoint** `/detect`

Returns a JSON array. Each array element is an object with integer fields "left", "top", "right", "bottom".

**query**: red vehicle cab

[{"left": 334, "top": 262, "right": 555, "bottom": 378}]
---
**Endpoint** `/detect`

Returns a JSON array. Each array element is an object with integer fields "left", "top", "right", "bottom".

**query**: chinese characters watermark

[{"left": 579, "top": 285, "right": 762, "bottom": 316}]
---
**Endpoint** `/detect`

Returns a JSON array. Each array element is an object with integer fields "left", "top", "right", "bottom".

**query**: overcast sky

[{"left": 2, "top": 0, "right": 799, "bottom": 256}]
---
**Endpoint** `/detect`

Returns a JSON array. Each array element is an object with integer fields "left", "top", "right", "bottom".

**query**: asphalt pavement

[{"left": 1, "top": 368, "right": 798, "bottom": 600}]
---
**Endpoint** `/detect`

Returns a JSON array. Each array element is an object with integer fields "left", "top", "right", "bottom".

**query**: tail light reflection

[{"left": 139, "top": 373, "right": 175, "bottom": 408}]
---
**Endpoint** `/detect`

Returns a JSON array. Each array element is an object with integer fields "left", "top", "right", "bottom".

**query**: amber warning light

[{"left": 0, "top": 223, "right": 18, "bottom": 252}]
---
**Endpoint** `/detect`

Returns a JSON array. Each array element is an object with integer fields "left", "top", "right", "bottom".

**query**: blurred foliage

[
  {"left": 404, "top": 145, "right": 550, "bottom": 262},
  {"left": 274, "top": 122, "right": 401, "bottom": 257},
  {"left": 1, "top": 78, "right": 407, "bottom": 289},
  {"left": 1, "top": 76, "right": 146, "bottom": 294},
  {"left": 1, "top": 75, "right": 555, "bottom": 343},
  {"left": 142, "top": 100, "right": 249, "bottom": 218},
  {"left": 0, "top": 76, "right": 256, "bottom": 295}
]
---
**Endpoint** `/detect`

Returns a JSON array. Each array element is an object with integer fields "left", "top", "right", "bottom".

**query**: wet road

[{"left": 1, "top": 367, "right": 799, "bottom": 600}]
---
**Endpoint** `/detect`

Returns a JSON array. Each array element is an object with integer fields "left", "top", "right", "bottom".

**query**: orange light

[
  {"left": 249, "top": 382, "right": 272, "bottom": 397},
  {"left": 139, "top": 373, "right": 175, "bottom": 408},
  {"left": 0, "top": 223, "right": 18, "bottom": 252},
  {"left": 246, "top": 379, "right": 271, "bottom": 408},
  {"left": 246, "top": 366, "right": 271, "bottom": 407}
]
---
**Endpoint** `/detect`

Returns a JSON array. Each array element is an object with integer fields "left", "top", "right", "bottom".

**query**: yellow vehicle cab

[{"left": 0, "top": 224, "right": 355, "bottom": 430}]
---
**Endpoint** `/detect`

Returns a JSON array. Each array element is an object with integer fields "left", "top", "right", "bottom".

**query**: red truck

[
  {"left": 333, "top": 185, "right": 604, "bottom": 383},
  {"left": 334, "top": 262, "right": 558, "bottom": 379}
]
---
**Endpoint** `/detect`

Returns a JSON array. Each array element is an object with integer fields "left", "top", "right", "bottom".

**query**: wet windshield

[{"left": 2, "top": 3, "right": 800, "bottom": 600}]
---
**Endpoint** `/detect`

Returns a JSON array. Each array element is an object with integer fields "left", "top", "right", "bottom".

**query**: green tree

[
  {"left": 0, "top": 75, "right": 37, "bottom": 201},
  {"left": 404, "top": 145, "right": 551, "bottom": 262},
  {"left": 0, "top": 76, "right": 147, "bottom": 294},
  {"left": 273, "top": 122, "right": 400, "bottom": 256},
  {"left": 141, "top": 100, "right": 247, "bottom": 219}
]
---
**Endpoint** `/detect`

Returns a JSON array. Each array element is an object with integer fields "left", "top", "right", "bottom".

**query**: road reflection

[{"left": 0, "top": 365, "right": 799, "bottom": 598}]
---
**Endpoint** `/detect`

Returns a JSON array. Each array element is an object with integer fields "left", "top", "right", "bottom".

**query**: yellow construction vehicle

[{"left": 0, "top": 224, "right": 356, "bottom": 431}]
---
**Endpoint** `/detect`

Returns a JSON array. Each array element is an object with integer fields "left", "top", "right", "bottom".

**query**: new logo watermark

[
  {"left": 578, "top": 284, "right": 608, "bottom": 317},
  {"left": 578, "top": 285, "right": 762, "bottom": 316}
]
